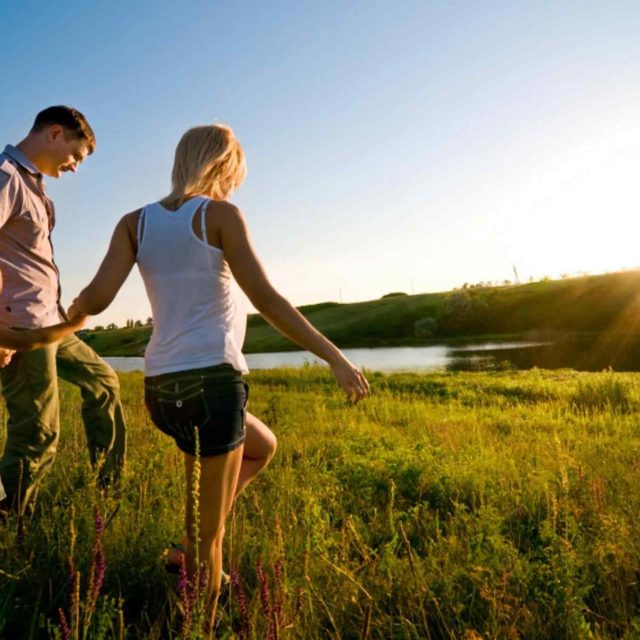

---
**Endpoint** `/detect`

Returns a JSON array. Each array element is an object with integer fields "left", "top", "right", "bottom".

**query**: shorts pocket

[{"left": 146, "top": 379, "right": 211, "bottom": 443}]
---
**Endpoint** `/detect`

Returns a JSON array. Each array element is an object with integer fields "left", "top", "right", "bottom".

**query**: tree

[
  {"left": 441, "top": 291, "right": 490, "bottom": 335},
  {"left": 134, "top": 320, "right": 143, "bottom": 328},
  {"left": 414, "top": 316, "right": 437, "bottom": 338},
  {"left": 106, "top": 323, "right": 118, "bottom": 330},
  {"left": 145, "top": 317, "right": 153, "bottom": 326}
]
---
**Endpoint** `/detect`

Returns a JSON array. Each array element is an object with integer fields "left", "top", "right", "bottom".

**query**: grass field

[{"left": 2, "top": 366, "right": 640, "bottom": 638}]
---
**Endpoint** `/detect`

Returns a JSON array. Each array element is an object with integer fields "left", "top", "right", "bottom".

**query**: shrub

[
  {"left": 441, "top": 291, "right": 490, "bottom": 334},
  {"left": 414, "top": 316, "right": 438, "bottom": 338}
]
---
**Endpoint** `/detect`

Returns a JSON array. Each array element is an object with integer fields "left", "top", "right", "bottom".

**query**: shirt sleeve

[{"left": 0, "top": 161, "right": 18, "bottom": 228}]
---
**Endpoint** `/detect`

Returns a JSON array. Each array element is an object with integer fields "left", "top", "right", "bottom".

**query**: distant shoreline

[{"left": 79, "top": 270, "right": 640, "bottom": 357}]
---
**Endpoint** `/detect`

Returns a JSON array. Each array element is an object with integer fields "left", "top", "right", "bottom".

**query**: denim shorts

[{"left": 144, "top": 364, "right": 248, "bottom": 457}]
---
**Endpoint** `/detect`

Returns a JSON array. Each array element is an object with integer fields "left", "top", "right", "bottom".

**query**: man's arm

[
  {"left": 0, "top": 162, "right": 19, "bottom": 367},
  {"left": 0, "top": 161, "right": 18, "bottom": 228},
  {"left": 0, "top": 316, "right": 87, "bottom": 351}
]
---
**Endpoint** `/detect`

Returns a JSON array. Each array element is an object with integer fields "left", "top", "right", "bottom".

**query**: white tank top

[{"left": 136, "top": 196, "right": 248, "bottom": 376}]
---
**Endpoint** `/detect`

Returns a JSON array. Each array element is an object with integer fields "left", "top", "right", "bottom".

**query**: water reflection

[{"left": 452, "top": 335, "right": 640, "bottom": 372}]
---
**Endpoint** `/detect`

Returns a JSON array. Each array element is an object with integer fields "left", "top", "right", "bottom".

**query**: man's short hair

[{"left": 31, "top": 106, "right": 96, "bottom": 154}]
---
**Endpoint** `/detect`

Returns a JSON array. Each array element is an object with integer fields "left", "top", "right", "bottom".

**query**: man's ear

[{"left": 47, "top": 124, "right": 64, "bottom": 142}]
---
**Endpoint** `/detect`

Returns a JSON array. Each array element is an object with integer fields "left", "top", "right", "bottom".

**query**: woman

[{"left": 69, "top": 124, "right": 369, "bottom": 624}]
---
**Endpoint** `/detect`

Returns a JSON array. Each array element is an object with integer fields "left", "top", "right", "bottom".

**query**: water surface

[{"left": 104, "top": 340, "right": 550, "bottom": 373}]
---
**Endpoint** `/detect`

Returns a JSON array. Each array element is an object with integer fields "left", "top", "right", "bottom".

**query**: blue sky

[{"left": 2, "top": 1, "right": 640, "bottom": 326}]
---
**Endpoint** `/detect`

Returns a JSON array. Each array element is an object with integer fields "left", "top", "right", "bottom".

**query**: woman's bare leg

[
  {"left": 235, "top": 411, "right": 277, "bottom": 496},
  {"left": 169, "top": 413, "right": 276, "bottom": 567},
  {"left": 184, "top": 445, "right": 243, "bottom": 626}
]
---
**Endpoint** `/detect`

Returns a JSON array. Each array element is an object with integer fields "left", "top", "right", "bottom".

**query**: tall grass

[{"left": 2, "top": 367, "right": 640, "bottom": 638}]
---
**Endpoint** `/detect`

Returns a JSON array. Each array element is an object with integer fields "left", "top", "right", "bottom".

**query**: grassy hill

[{"left": 80, "top": 270, "right": 640, "bottom": 356}]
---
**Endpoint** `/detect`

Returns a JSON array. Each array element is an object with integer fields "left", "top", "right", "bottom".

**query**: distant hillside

[{"left": 79, "top": 271, "right": 640, "bottom": 356}]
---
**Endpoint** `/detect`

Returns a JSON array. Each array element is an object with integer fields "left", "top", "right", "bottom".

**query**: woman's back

[{"left": 136, "top": 197, "right": 247, "bottom": 376}]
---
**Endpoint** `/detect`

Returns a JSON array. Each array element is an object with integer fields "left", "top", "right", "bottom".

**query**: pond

[{"left": 104, "top": 339, "right": 614, "bottom": 373}]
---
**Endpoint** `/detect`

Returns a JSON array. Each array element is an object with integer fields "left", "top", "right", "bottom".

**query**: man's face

[{"left": 42, "top": 125, "right": 90, "bottom": 178}]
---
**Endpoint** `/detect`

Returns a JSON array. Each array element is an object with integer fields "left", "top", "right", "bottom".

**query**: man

[{"left": 0, "top": 106, "right": 126, "bottom": 515}]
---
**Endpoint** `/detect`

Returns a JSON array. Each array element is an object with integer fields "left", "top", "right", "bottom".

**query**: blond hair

[{"left": 161, "top": 124, "right": 246, "bottom": 210}]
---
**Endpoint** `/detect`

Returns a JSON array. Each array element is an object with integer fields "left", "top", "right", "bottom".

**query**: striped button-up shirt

[{"left": 0, "top": 145, "right": 63, "bottom": 328}]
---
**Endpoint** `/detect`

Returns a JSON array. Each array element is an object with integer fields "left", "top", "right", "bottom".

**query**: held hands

[
  {"left": 66, "top": 314, "right": 89, "bottom": 332},
  {"left": 0, "top": 348, "right": 14, "bottom": 369},
  {"left": 67, "top": 298, "right": 85, "bottom": 321},
  {"left": 330, "top": 355, "right": 370, "bottom": 404}
]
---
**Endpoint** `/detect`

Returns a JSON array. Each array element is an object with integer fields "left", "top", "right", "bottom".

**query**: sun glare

[{"left": 504, "top": 116, "right": 640, "bottom": 281}]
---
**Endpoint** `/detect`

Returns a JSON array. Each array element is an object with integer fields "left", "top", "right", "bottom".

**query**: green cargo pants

[{"left": 0, "top": 333, "right": 126, "bottom": 514}]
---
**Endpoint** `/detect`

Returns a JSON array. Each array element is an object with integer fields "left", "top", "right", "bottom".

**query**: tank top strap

[
  {"left": 200, "top": 199, "right": 209, "bottom": 239},
  {"left": 180, "top": 196, "right": 208, "bottom": 216},
  {"left": 136, "top": 206, "right": 146, "bottom": 255}
]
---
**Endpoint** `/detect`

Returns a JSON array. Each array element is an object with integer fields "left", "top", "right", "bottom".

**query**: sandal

[
  {"left": 164, "top": 542, "right": 231, "bottom": 585},
  {"left": 164, "top": 542, "right": 186, "bottom": 575}
]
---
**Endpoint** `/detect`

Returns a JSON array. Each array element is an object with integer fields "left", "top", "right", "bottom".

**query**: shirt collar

[{"left": 3, "top": 145, "right": 42, "bottom": 177}]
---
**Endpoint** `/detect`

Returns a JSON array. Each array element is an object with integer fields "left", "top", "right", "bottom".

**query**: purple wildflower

[
  {"left": 272, "top": 556, "right": 284, "bottom": 624},
  {"left": 256, "top": 556, "right": 271, "bottom": 617},
  {"left": 92, "top": 540, "right": 106, "bottom": 597},
  {"left": 230, "top": 568, "right": 249, "bottom": 639},
  {"left": 199, "top": 562, "right": 209, "bottom": 595},
  {"left": 257, "top": 556, "right": 278, "bottom": 639},
  {"left": 273, "top": 556, "right": 284, "bottom": 584},
  {"left": 58, "top": 608, "right": 71, "bottom": 640},
  {"left": 177, "top": 554, "right": 189, "bottom": 602},
  {"left": 178, "top": 554, "right": 192, "bottom": 634},
  {"left": 86, "top": 507, "right": 107, "bottom": 621},
  {"left": 69, "top": 568, "right": 80, "bottom": 631},
  {"left": 65, "top": 558, "right": 76, "bottom": 585},
  {"left": 94, "top": 506, "right": 105, "bottom": 536}
]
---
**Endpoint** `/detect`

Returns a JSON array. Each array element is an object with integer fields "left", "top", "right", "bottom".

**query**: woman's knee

[
  {"left": 264, "top": 430, "right": 277, "bottom": 461},
  {"left": 245, "top": 413, "right": 277, "bottom": 462}
]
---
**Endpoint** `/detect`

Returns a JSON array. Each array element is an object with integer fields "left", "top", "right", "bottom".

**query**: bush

[
  {"left": 414, "top": 316, "right": 437, "bottom": 338},
  {"left": 381, "top": 292, "right": 408, "bottom": 298},
  {"left": 441, "top": 291, "right": 490, "bottom": 334}
]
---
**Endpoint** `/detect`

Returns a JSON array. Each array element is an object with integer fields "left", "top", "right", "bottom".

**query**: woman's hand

[
  {"left": 329, "top": 355, "right": 370, "bottom": 403},
  {"left": 0, "top": 348, "right": 14, "bottom": 368},
  {"left": 67, "top": 298, "right": 85, "bottom": 320}
]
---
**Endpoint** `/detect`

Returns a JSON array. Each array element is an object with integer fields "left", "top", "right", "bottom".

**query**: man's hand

[
  {"left": 0, "top": 348, "right": 15, "bottom": 368},
  {"left": 67, "top": 298, "right": 85, "bottom": 320}
]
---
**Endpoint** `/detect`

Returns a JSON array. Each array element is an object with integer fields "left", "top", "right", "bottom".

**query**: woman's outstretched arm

[
  {"left": 68, "top": 212, "right": 138, "bottom": 318},
  {"left": 213, "top": 201, "right": 369, "bottom": 402}
]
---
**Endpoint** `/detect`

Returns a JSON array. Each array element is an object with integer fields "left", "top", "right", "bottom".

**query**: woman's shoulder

[
  {"left": 120, "top": 207, "right": 144, "bottom": 227},
  {"left": 204, "top": 200, "right": 245, "bottom": 230},
  {"left": 205, "top": 199, "right": 241, "bottom": 216},
  {"left": 117, "top": 208, "right": 145, "bottom": 246}
]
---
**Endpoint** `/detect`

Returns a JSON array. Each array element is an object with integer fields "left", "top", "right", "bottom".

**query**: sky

[{"left": 1, "top": 1, "right": 639, "bottom": 327}]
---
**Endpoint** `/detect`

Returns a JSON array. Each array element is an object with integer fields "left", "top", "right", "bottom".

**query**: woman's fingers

[{"left": 332, "top": 360, "right": 369, "bottom": 403}]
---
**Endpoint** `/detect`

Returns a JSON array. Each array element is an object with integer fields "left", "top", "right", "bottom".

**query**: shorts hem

[{"left": 175, "top": 434, "right": 246, "bottom": 457}]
